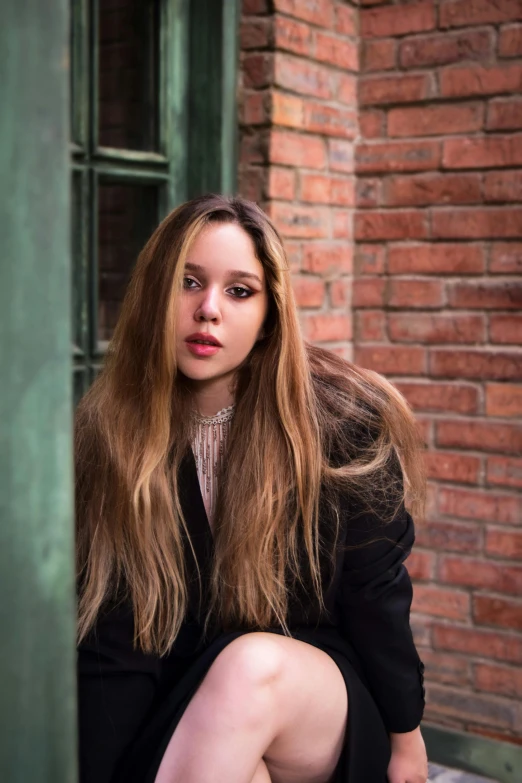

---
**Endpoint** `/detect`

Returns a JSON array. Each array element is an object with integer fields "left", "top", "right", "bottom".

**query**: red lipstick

[{"left": 185, "top": 332, "right": 222, "bottom": 357}]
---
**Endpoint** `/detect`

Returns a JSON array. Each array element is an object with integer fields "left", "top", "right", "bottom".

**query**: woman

[{"left": 76, "top": 194, "right": 428, "bottom": 783}]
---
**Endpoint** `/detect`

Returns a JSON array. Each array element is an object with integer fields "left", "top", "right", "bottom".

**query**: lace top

[{"left": 191, "top": 404, "right": 235, "bottom": 527}]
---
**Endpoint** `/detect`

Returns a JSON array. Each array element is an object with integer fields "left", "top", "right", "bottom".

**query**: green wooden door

[{"left": 70, "top": 0, "right": 239, "bottom": 396}]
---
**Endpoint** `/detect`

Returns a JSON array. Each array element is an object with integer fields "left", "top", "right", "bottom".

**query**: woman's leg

[{"left": 154, "top": 633, "right": 348, "bottom": 783}]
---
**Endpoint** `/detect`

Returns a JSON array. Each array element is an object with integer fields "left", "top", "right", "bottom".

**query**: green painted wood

[
  {"left": 423, "top": 723, "right": 522, "bottom": 783},
  {"left": 165, "top": 0, "right": 189, "bottom": 209},
  {"left": 186, "top": 0, "right": 240, "bottom": 198},
  {"left": 0, "top": 2, "right": 77, "bottom": 782}
]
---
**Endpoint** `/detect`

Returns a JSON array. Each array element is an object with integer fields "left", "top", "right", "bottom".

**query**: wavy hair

[{"left": 75, "top": 194, "right": 425, "bottom": 654}]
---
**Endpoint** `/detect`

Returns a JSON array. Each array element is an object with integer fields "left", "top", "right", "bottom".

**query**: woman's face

[{"left": 175, "top": 222, "right": 269, "bottom": 393}]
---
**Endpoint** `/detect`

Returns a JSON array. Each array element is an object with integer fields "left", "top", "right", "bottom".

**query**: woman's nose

[{"left": 195, "top": 287, "right": 221, "bottom": 323}]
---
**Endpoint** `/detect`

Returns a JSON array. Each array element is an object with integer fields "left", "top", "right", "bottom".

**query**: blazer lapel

[{"left": 177, "top": 448, "right": 214, "bottom": 620}]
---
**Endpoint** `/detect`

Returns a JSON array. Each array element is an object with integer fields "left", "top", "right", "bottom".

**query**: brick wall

[
  {"left": 356, "top": 0, "right": 522, "bottom": 744},
  {"left": 239, "top": 0, "right": 522, "bottom": 745},
  {"left": 239, "top": 0, "right": 358, "bottom": 358}
]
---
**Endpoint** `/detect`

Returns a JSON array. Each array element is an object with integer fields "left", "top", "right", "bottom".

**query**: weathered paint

[{"left": 0, "top": 1, "right": 77, "bottom": 781}]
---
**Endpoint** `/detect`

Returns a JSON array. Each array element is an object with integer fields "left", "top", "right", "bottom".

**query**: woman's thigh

[{"left": 156, "top": 632, "right": 348, "bottom": 783}]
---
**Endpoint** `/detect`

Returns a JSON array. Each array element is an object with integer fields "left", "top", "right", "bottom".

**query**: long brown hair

[{"left": 75, "top": 194, "right": 425, "bottom": 654}]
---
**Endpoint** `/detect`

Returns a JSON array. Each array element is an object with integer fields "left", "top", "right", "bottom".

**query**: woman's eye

[
  {"left": 183, "top": 277, "right": 198, "bottom": 289},
  {"left": 228, "top": 286, "right": 252, "bottom": 298}
]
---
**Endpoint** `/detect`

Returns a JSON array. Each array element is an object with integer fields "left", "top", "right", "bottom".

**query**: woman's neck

[{"left": 190, "top": 377, "right": 235, "bottom": 417}]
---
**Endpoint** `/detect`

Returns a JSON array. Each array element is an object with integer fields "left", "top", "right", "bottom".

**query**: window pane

[
  {"left": 98, "top": 0, "right": 160, "bottom": 151},
  {"left": 97, "top": 181, "right": 159, "bottom": 344}
]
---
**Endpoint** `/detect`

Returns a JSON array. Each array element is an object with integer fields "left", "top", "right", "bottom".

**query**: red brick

[
  {"left": 388, "top": 279, "right": 444, "bottom": 309},
  {"left": 241, "top": 18, "right": 271, "bottom": 49},
  {"left": 355, "top": 345, "right": 426, "bottom": 375},
  {"left": 443, "top": 135, "right": 522, "bottom": 170},
  {"left": 243, "top": 53, "right": 273, "bottom": 88},
  {"left": 388, "top": 244, "right": 484, "bottom": 275},
  {"left": 291, "top": 275, "right": 325, "bottom": 308},
  {"left": 475, "top": 663, "right": 522, "bottom": 699},
  {"left": 391, "top": 312, "right": 485, "bottom": 344},
  {"left": 389, "top": 104, "right": 483, "bottom": 138},
  {"left": 243, "top": 0, "right": 268, "bottom": 11},
  {"left": 267, "top": 167, "right": 295, "bottom": 200},
  {"left": 300, "top": 313, "right": 352, "bottom": 342},
  {"left": 431, "top": 349, "right": 522, "bottom": 382},
  {"left": 300, "top": 174, "right": 354, "bottom": 206},
  {"left": 355, "top": 244, "right": 386, "bottom": 276},
  {"left": 399, "top": 29, "right": 493, "bottom": 69},
  {"left": 360, "top": 73, "right": 434, "bottom": 106},
  {"left": 359, "top": 109, "right": 385, "bottom": 139},
  {"left": 335, "top": 4, "right": 357, "bottom": 36},
  {"left": 431, "top": 207, "right": 522, "bottom": 239},
  {"left": 412, "top": 584, "right": 470, "bottom": 621},
  {"left": 273, "top": 16, "right": 311, "bottom": 57},
  {"left": 417, "top": 517, "right": 482, "bottom": 553},
  {"left": 488, "top": 456, "right": 522, "bottom": 490},
  {"left": 448, "top": 280, "right": 522, "bottom": 310},
  {"left": 439, "top": 487, "right": 522, "bottom": 526},
  {"left": 238, "top": 166, "right": 265, "bottom": 202},
  {"left": 356, "top": 178, "right": 382, "bottom": 208},
  {"left": 433, "top": 624, "right": 522, "bottom": 665},
  {"left": 424, "top": 452, "right": 481, "bottom": 484},
  {"left": 440, "top": 0, "right": 522, "bottom": 28},
  {"left": 303, "top": 102, "right": 357, "bottom": 139},
  {"left": 421, "top": 650, "right": 470, "bottom": 687},
  {"left": 486, "top": 384, "right": 522, "bottom": 417},
  {"left": 241, "top": 91, "right": 269, "bottom": 125},
  {"left": 362, "top": 38, "right": 396, "bottom": 72},
  {"left": 474, "top": 594, "right": 522, "bottom": 632},
  {"left": 440, "top": 555, "right": 522, "bottom": 596},
  {"left": 284, "top": 242, "right": 302, "bottom": 273},
  {"left": 267, "top": 202, "right": 329, "bottom": 238},
  {"left": 314, "top": 31, "right": 358, "bottom": 71},
  {"left": 490, "top": 243, "right": 522, "bottom": 274},
  {"left": 301, "top": 242, "right": 353, "bottom": 275},
  {"left": 332, "top": 210, "right": 353, "bottom": 239},
  {"left": 499, "top": 24, "right": 522, "bottom": 58},
  {"left": 484, "top": 170, "right": 522, "bottom": 203},
  {"left": 361, "top": 1, "right": 435, "bottom": 38},
  {"left": 328, "top": 139, "right": 354, "bottom": 173},
  {"left": 440, "top": 64, "right": 522, "bottom": 99},
  {"left": 425, "top": 683, "right": 520, "bottom": 731},
  {"left": 357, "top": 140, "right": 440, "bottom": 175},
  {"left": 355, "top": 211, "right": 427, "bottom": 241},
  {"left": 337, "top": 73, "right": 357, "bottom": 106},
  {"left": 352, "top": 278, "right": 386, "bottom": 308},
  {"left": 437, "top": 419, "right": 522, "bottom": 456},
  {"left": 386, "top": 173, "right": 482, "bottom": 207},
  {"left": 394, "top": 381, "right": 479, "bottom": 414},
  {"left": 271, "top": 90, "right": 303, "bottom": 128},
  {"left": 329, "top": 278, "right": 352, "bottom": 309},
  {"left": 487, "top": 98, "right": 522, "bottom": 131},
  {"left": 486, "top": 529, "right": 522, "bottom": 561},
  {"left": 240, "top": 131, "right": 267, "bottom": 165},
  {"left": 356, "top": 310, "right": 386, "bottom": 342},
  {"left": 468, "top": 727, "right": 522, "bottom": 746},
  {"left": 269, "top": 129, "right": 326, "bottom": 168},
  {"left": 490, "top": 314, "right": 522, "bottom": 345},
  {"left": 273, "top": 0, "right": 334, "bottom": 28},
  {"left": 407, "top": 549, "right": 436, "bottom": 581},
  {"left": 274, "top": 52, "right": 334, "bottom": 99}
]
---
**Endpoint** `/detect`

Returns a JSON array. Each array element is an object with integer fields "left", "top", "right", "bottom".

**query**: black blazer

[{"left": 78, "top": 449, "right": 425, "bottom": 783}]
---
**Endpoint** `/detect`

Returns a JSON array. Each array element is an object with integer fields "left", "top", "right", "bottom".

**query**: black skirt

[{"left": 113, "top": 627, "right": 391, "bottom": 783}]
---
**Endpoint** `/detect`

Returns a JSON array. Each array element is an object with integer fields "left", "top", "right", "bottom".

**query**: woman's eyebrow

[{"left": 185, "top": 262, "right": 263, "bottom": 285}]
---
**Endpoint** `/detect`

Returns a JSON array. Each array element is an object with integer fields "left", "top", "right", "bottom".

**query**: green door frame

[{"left": 0, "top": 1, "right": 77, "bottom": 782}]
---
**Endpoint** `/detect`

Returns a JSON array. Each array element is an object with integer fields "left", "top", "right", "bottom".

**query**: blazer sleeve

[
  {"left": 335, "top": 502, "right": 425, "bottom": 733},
  {"left": 77, "top": 599, "right": 161, "bottom": 783}
]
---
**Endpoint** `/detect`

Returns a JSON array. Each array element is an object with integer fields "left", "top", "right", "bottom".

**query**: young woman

[{"left": 76, "top": 194, "right": 428, "bottom": 783}]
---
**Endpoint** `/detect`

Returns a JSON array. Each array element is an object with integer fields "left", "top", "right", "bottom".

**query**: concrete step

[{"left": 429, "top": 761, "right": 501, "bottom": 783}]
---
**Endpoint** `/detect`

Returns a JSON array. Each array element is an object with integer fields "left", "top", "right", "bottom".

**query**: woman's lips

[{"left": 185, "top": 341, "right": 221, "bottom": 357}]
